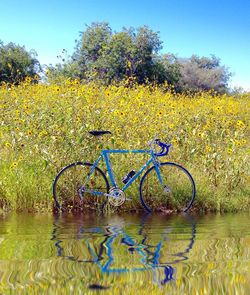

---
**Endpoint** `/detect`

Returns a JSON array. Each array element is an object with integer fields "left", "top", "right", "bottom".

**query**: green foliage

[
  {"left": 72, "top": 22, "right": 164, "bottom": 84},
  {"left": 0, "top": 41, "right": 40, "bottom": 85},
  {"left": 154, "top": 54, "right": 182, "bottom": 86},
  {"left": 73, "top": 22, "right": 112, "bottom": 81},
  {"left": 66, "top": 23, "right": 232, "bottom": 93},
  {"left": 0, "top": 24, "right": 234, "bottom": 93},
  {"left": 132, "top": 26, "right": 163, "bottom": 83}
]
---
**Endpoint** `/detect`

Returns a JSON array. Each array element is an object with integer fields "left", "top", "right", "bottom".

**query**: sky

[{"left": 0, "top": 0, "right": 249, "bottom": 90}]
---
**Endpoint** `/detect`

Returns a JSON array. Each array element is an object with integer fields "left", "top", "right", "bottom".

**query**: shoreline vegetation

[{"left": 0, "top": 79, "right": 249, "bottom": 213}]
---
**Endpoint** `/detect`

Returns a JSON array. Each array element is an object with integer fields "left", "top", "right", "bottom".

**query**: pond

[{"left": 0, "top": 212, "right": 249, "bottom": 294}]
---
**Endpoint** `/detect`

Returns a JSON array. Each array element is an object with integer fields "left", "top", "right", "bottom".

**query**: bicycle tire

[
  {"left": 139, "top": 162, "right": 196, "bottom": 213},
  {"left": 52, "top": 162, "right": 110, "bottom": 212}
]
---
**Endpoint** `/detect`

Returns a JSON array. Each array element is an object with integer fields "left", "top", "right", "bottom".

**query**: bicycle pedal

[{"left": 164, "top": 186, "right": 171, "bottom": 194}]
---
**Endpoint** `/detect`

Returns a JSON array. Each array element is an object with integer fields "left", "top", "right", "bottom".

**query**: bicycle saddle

[{"left": 89, "top": 130, "right": 112, "bottom": 136}]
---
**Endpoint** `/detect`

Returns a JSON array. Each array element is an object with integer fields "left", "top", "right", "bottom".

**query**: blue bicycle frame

[
  {"left": 53, "top": 137, "right": 196, "bottom": 212},
  {"left": 83, "top": 148, "right": 165, "bottom": 196}
]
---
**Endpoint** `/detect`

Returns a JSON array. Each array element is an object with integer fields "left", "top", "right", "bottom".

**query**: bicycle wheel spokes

[
  {"left": 140, "top": 162, "right": 195, "bottom": 212},
  {"left": 53, "top": 162, "right": 109, "bottom": 212}
]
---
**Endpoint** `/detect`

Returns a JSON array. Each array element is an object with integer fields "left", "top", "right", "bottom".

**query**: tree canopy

[
  {"left": 177, "top": 55, "right": 232, "bottom": 93},
  {"left": 72, "top": 22, "right": 163, "bottom": 84},
  {"left": 0, "top": 41, "right": 41, "bottom": 85},
  {"left": 50, "top": 22, "right": 231, "bottom": 93},
  {"left": 1, "top": 23, "right": 233, "bottom": 93}
]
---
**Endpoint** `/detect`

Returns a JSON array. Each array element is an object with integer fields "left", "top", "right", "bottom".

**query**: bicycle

[{"left": 52, "top": 130, "right": 196, "bottom": 212}]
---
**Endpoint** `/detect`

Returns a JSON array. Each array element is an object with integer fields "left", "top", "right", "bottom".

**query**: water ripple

[{"left": 0, "top": 212, "right": 249, "bottom": 294}]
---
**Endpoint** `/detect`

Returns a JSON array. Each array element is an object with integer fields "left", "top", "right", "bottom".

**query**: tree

[
  {"left": 73, "top": 22, "right": 112, "bottom": 81},
  {"left": 48, "top": 22, "right": 232, "bottom": 93},
  {"left": 72, "top": 23, "right": 163, "bottom": 84},
  {"left": 0, "top": 41, "right": 41, "bottom": 84},
  {"left": 133, "top": 26, "right": 163, "bottom": 83},
  {"left": 157, "top": 54, "right": 182, "bottom": 87},
  {"left": 82, "top": 30, "right": 136, "bottom": 84},
  {"left": 177, "top": 55, "right": 231, "bottom": 93}
]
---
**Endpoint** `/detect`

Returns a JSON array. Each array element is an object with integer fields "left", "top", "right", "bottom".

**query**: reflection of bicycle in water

[{"left": 51, "top": 214, "right": 196, "bottom": 287}]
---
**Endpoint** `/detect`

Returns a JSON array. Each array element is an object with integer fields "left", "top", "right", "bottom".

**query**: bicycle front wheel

[
  {"left": 53, "top": 162, "right": 109, "bottom": 212},
  {"left": 140, "top": 162, "right": 196, "bottom": 213}
]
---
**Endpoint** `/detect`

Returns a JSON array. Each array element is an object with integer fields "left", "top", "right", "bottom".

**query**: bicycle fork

[{"left": 154, "top": 162, "right": 171, "bottom": 194}]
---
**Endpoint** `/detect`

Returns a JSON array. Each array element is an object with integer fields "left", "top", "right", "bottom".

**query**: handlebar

[{"left": 148, "top": 139, "right": 171, "bottom": 157}]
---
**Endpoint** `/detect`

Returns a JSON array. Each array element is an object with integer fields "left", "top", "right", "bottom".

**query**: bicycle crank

[{"left": 108, "top": 188, "right": 126, "bottom": 207}]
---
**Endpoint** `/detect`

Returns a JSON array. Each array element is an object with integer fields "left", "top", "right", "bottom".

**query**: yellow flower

[
  {"left": 205, "top": 145, "right": 212, "bottom": 153},
  {"left": 197, "top": 132, "right": 205, "bottom": 139},
  {"left": 171, "top": 138, "right": 178, "bottom": 146},
  {"left": 236, "top": 120, "right": 245, "bottom": 129},
  {"left": 25, "top": 77, "right": 32, "bottom": 83},
  {"left": 27, "top": 130, "right": 33, "bottom": 136},
  {"left": 10, "top": 161, "right": 18, "bottom": 169},
  {"left": 39, "top": 130, "right": 48, "bottom": 137},
  {"left": 241, "top": 139, "right": 247, "bottom": 146},
  {"left": 234, "top": 140, "right": 242, "bottom": 147}
]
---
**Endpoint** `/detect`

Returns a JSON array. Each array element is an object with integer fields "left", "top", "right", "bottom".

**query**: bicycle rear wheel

[
  {"left": 53, "top": 162, "right": 109, "bottom": 212},
  {"left": 140, "top": 162, "right": 196, "bottom": 213}
]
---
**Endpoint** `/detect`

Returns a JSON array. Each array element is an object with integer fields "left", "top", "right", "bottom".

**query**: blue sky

[{"left": 0, "top": 0, "right": 249, "bottom": 89}]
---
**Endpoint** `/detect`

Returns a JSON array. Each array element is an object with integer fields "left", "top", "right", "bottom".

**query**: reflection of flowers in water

[{"left": 105, "top": 216, "right": 126, "bottom": 234}]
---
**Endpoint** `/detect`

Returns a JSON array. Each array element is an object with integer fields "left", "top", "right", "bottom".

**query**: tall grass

[{"left": 0, "top": 79, "right": 249, "bottom": 212}]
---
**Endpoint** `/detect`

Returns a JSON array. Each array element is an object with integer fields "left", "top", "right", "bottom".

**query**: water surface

[{"left": 0, "top": 212, "right": 249, "bottom": 294}]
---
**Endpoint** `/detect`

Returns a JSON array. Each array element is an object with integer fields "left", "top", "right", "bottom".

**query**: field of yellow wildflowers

[{"left": 0, "top": 79, "right": 249, "bottom": 212}]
